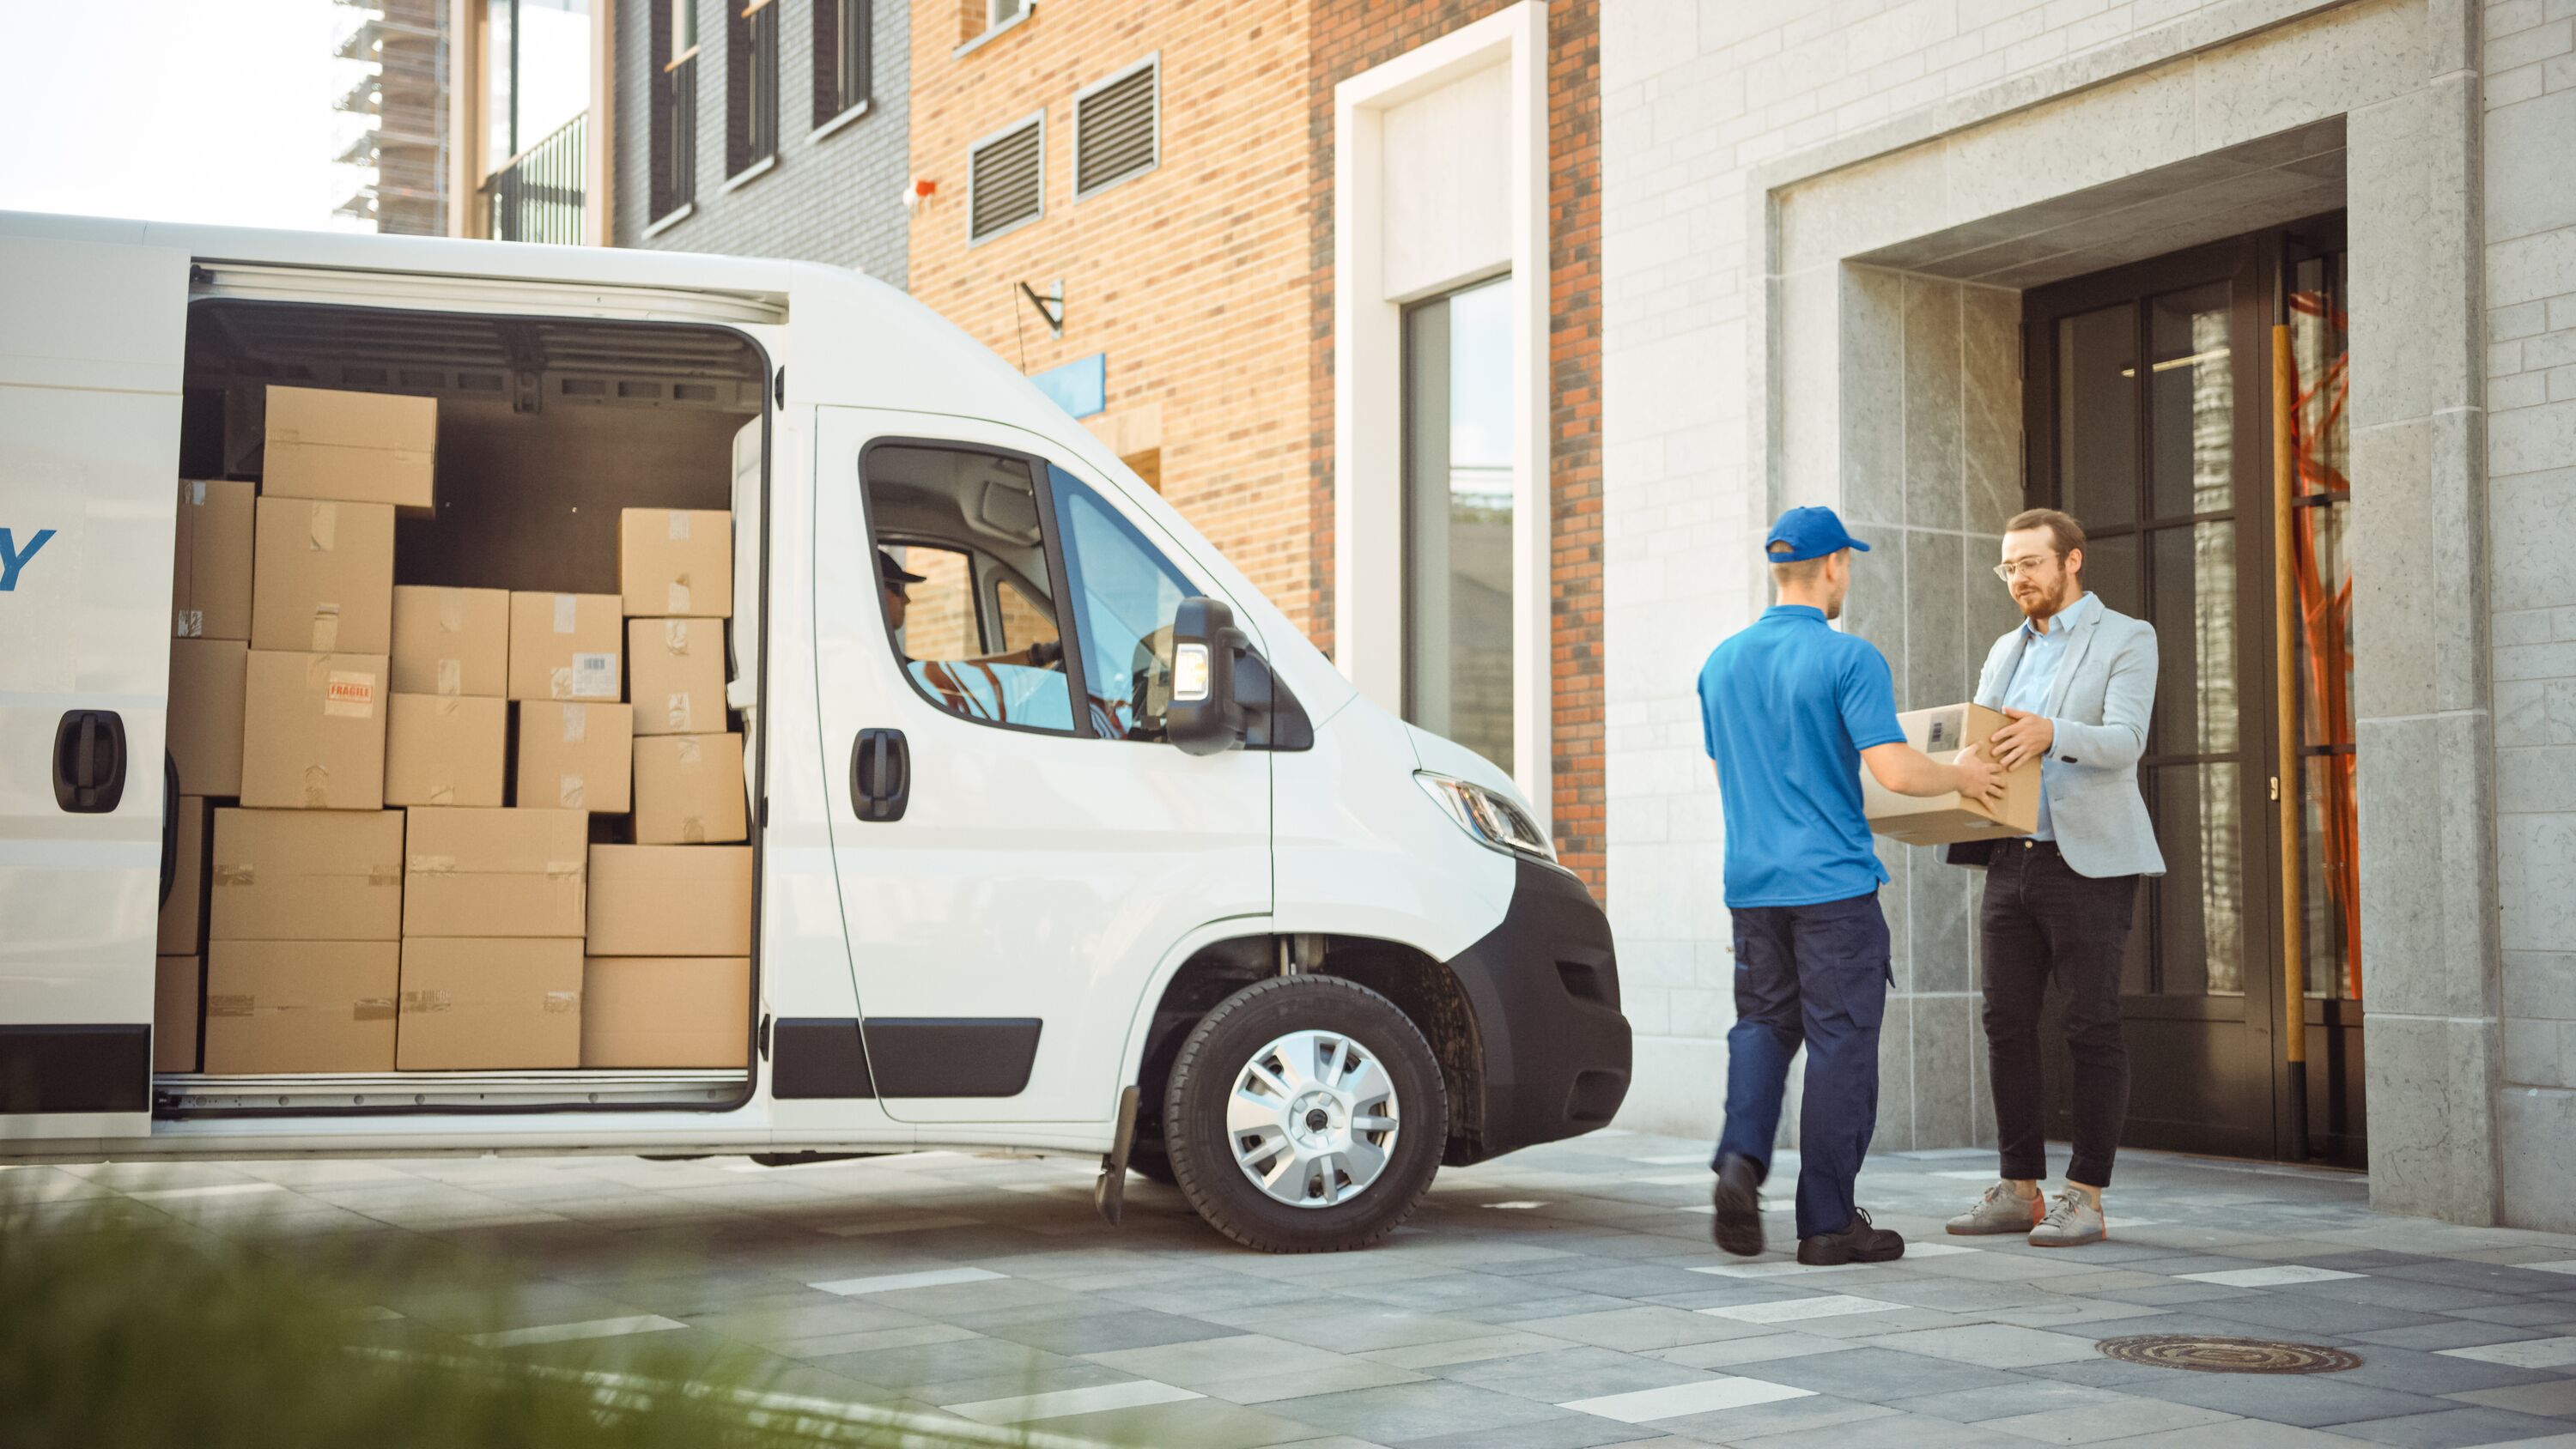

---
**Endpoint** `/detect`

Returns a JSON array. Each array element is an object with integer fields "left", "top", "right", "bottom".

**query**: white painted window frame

[
  {"left": 965, "top": 109, "right": 1047, "bottom": 246},
  {"left": 1332, "top": 0, "right": 1551, "bottom": 826},
  {"left": 1071, "top": 52, "right": 1160, "bottom": 203}
]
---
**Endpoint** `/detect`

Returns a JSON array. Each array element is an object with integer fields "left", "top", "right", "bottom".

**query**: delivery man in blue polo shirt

[{"left": 1699, "top": 506, "right": 2007, "bottom": 1265}]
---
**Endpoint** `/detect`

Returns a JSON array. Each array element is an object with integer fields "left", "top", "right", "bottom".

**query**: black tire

[{"left": 1164, "top": 975, "right": 1446, "bottom": 1252}]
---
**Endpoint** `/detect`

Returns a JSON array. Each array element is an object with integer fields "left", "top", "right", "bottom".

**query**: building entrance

[{"left": 2022, "top": 218, "right": 2363, "bottom": 1169}]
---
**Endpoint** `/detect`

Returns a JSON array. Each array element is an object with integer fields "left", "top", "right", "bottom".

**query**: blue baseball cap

[{"left": 1763, "top": 506, "right": 1872, "bottom": 563}]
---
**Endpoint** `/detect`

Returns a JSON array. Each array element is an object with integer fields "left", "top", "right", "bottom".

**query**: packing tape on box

[
  {"left": 354, "top": 997, "right": 396, "bottom": 1022},
  {"left": 427, "top": 784, "right": 455, "bottom": 805},
  {"left": 663, "top": 693, "right": 692, "bottom": 732},
  {"left": 667, "top": 577, "right": 690, "bottom": 615},
  {"left": 439, "top": 591, "right": 463, "bottom": 633},
  {"left": 561, "top": 703, "right": 587, "bottom": 743},
  {"left": 402, "top": 989, "right": 453, "bottom": 1015},
  {"left": 175, "top": 609, "right": 203, "bottom": 638},
  {"left": 323, "top": 669, "right": 375, "bottom": 718},
  {"left": 434, "top": 694, "right": 462, "bottom": 719},
  {"left": 543, "top": 991, "right": 579, "bottom": 1014},
  {"left": 663, "top": 620, "right": 690, "bottom": 654},
  {"left": 310, "top": 603, "right": 342, "bottom": 652},
  {"left": 368, "top": 864, "right": 401, "bottom": 887},
  {"left": 668, "top": 511, "right": 691, "bottom": 542},
  {"left": 680, "top": 815, "right": 707, "bottom": 845},
  {"left": 436, "top": 658, "right": 462, "bottom": 696},
  {"left": 676, "top": 737, "right": 703, "bottom": 766},
  {"left": 212, "top": 864, "right": 254, "bottom": 886},
  {"left": 410, "top": 853, "right": 457, "bottom": 877},
  {"left": 549, "top": 665, "right": 573, "bottom": 700},
  {"left": 307, "top": 501, "right": 337, "bottom": 553},
  {"left": 553, "top": 593, "right": 577, "bottom": 634},
  {"left": 302, "top": 767, "right": 329, "bottom": 808},
  {"left": 206, "top": 993, "right": 255, "bottom": 1018},
  {"left": 189, "top": 480, "right": 207, "bottom": 506},
  {"left": 557, "top": 774, "right": 585, "bottom": 809},
  {"left": 545, "top": 858, "right": 583, "bottom": 880}
]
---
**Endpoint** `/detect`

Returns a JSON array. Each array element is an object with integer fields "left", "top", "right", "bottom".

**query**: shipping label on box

[
  {"left": 262, "top": 385, "right": 437, "bottom": 515},
  {"left": 203, "top": 941, "right": 399, "bottom": 1074},
  {"left": 210, "top": 808, "right": 405, "bottom": 941},
  {"left": 508, "top": 591, "right": 623, "bottom": 702},
  {"left": 628, "top": 618, "right": 728, "bottom": 736},
  {"left": 398, "top": 937, "right": 583, "bottom": 1070},
  {"left": 250, "top": 496, "right": 395, "bottom": 656},
  {"left": 619, "top": 509, "right": 732, "bottom": 619},
  {"left": 633, "top": 733, "right": 748, "bottom": 845},
  {"left": 159, "top": 797, "right": 211, "bottom": 955},
  {"left": 1859, "top": 702, "right": 2041, "bottom": 846},
  {"left": 403, "top": 807, "right": 589, "bottom": 938},
  {"left": 386, "top": 694, "right": 507, "bottom": 809},
  {"left": 582, "top": 956, "right": 750, "bottom": 1069},
  {"left": 240, "top": 651, "right": 389, "bottom": 810},
  {"left": 516, "top": 701, "right": 634, "bottom": 813},
  {"left": 392, "top": 586, "right": 510, "bottom": 697},
  {"left": 172, "top": 479, "right": 255, "bottom": 640},
  {"left": 155, "top": 954, "right": 201, "bottom": 1073},
  {"left": 167, "top": 637, "right": 247, "bottom": 797},
  {"left": 587, "top": 846, "right": 751, "bottom": 956}
]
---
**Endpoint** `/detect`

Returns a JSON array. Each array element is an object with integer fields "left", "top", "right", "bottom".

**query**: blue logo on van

[{"left": 0, "top": 528, "right": 57, "bottom": 591}]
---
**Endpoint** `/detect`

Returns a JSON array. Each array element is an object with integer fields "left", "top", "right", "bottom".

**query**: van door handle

[
  {"left": 53, "top": 710, "right": 129, "bottom": 814},
  {"left": 849, "top": 727, "right": 909, "bottom": 822}
]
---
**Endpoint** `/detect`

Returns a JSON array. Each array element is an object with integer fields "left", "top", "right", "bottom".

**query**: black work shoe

[
  {"left": 1795, "top": 1208, "right": 1905, "bottom": 1265},
  {"left": 1711, "top": 1154, "right": 1765, "bottom": 1258}
]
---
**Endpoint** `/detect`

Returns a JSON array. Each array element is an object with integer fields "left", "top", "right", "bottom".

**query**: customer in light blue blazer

[{"left": 1943, "top": 508, "right": 2166, "bottom": 1250}]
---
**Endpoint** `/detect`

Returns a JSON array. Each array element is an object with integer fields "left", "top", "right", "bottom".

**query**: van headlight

[{"left": 1415, "top": 772, "right": 1558, "bottom": 864}]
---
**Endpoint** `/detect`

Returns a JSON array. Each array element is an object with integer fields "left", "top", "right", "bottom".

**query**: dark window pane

[
  {"left": 2057, "top": 304, "right": 2136, "bottom": 528},
  {"left": 2079, "top": 530, "right": 2141, "bottom": 621},
  {"left": 2300, "top": 751, "right": 2361, "bottom": 1000},
  {"left": 2148, "top": 282, "right": 2234, "bottom": 520},
  {"left": 2150, "top": 521, "right": 2238, "bottom": 755},
  {"left": 2151, "top": 762, "right": 2245, "bottom": 996}
]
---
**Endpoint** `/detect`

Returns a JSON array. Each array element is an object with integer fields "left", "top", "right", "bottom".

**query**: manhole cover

[{"left": 2098, "top": 1335, "right": 2361, "bottom": 1374}]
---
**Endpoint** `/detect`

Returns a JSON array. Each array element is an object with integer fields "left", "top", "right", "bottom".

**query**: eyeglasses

[{"left": 1993, "top": 554, "right": 2063, "bottom": 582}]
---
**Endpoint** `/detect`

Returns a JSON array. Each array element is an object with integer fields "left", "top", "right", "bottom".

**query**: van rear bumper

[{"left": 1439, "top": 858, "right": 1631, "bottom": 1165}]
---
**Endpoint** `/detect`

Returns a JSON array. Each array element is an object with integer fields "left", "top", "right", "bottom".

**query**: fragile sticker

[
  {"left": 323, "top": 669, "right": 376, "bottom": 718},
  {"left": 568, "top": 652, "right": 617, "bottom": 699}
]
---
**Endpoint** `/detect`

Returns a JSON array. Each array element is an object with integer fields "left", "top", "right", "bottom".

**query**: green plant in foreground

[{"left": 0, "top": 1208, "right": 1108, "bottom": 1449}]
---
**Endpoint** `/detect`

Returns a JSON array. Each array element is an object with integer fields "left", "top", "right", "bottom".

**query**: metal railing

[
  {"left": 655, "top": 52, "right": 698, "bottom": 219},
  {"left": 486, "top": 111, "right": 586, "bottom": 245}
]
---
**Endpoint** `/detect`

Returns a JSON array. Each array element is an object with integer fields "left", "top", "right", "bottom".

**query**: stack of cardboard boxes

[{"left": 156, "top": 386, "right": 755, "bottom": 1076}]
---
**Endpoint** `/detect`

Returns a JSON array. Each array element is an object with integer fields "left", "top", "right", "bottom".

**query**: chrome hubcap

[{"left": 1227, "top": 1029, "right": 1400, "bottom": 1209}]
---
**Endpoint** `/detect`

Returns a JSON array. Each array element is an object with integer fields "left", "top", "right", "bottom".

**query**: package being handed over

[{"left": 1858, "top": 702, "right": 2039, "bottom": 847}]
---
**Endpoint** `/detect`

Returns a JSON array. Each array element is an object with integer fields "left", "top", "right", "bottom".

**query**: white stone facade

[{"left": 1601, "top": 0, "right": 2567, "bottom": 1228}]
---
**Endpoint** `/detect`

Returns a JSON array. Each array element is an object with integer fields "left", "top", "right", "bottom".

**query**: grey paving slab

[
  {"left": 1265, "top": 1379, "right": 1589, "bottom": 1440},
  {"left": 1889, "top": 1378, "right": 2129, "bottom": 1425},
  {"left": 2117, "top": 1368, "right": 2459, "bottom": 1429},
  {"left": 1719, "top": 1345, "right": 2031, "bottom": 1404},
  {"left": 1394, "top": 1415, "right": 1674, "bottom": 1448},
  {"left": 1435, "top": 1345, "right": 1715, "bottom": 1404},
  {"left": 1643, "top": 1390, "right": 1901, "bottom": 1441},
  {"left": 2330, "top": 1407, "right": 2576, "bottom": 1448}
]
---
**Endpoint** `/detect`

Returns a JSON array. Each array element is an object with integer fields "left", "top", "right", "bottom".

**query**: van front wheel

[{"left": 1164, "top": 975, "right": 1446, "bottom": 1252}]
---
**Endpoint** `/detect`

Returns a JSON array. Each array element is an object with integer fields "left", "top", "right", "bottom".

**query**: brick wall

[
  {"left": 902, "top": 0, "right": 1316, "bottom": 635},
  {"left": 613, "top": 0, "right": 911, "bottom": 286},
  {"left": 1308, "top": 0, "right": 1607, "bottom": 890}
]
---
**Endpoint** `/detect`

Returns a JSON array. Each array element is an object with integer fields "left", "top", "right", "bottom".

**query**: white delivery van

[{"left": 0, "top": 213, "right": 1630, "bottom": 1252}]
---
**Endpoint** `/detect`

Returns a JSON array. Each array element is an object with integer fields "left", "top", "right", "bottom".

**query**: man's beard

[{"left": 2017, "top": 582, "right": 2069, "bottom": 621}]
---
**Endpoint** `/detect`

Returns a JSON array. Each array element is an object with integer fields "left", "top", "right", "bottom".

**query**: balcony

[{"left": 485, "top": 112, "right": 586, "bottom": 246}]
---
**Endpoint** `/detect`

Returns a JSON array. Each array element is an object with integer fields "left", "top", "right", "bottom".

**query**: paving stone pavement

[{"left": 15, "top": 1132, "right": 2576, "bottom": 1446}]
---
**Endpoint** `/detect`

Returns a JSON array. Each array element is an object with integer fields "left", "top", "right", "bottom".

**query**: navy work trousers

[{"left": 1711, "top": 889, "right": 1892, "bottom": 1241}]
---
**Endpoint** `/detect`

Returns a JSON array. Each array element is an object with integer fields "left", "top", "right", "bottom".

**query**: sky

[{"left": 0, "top": 0, "right": 379, "bottom": 232}]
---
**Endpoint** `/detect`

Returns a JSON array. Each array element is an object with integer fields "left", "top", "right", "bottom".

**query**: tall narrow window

[
  {"left": 726, "top": 0, "right": 780, "bottom": 180},
  {"left": 1401, "top": 276, "right": 1514, "bottom": 773},
  {"left": 813, "top": 0, "right": 871, "bottom": 127},
  {"left": 650, "top": 0, "right": 698, "bottom": 219}
]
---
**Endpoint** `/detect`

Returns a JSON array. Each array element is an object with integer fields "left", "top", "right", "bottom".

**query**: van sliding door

[{"left": 0, "top": 233, "right": 191, "bottom": 1143}]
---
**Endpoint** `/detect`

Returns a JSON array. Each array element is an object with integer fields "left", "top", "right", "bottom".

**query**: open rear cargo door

[{"left": 0, "top": 231, "right": 190, "bottom": 1143}]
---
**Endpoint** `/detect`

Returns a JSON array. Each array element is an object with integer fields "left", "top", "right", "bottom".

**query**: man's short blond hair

[
  {"left": 1767, "top": 541, "right": 1828, "bottom": 588},
  {"left": 2005, "top": 507, "right": 2087, "bottom": 559}
]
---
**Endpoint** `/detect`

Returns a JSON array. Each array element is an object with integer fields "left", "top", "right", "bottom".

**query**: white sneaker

[
  {"left": 2029, "top": 1185, "right": 2106, "bottom": 1247},
  {"left": 1945, "top": 1180, "right": 2043, "bottom": 1236}
]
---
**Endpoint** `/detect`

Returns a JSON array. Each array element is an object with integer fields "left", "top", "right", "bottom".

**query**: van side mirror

[{"left": 1167, "top": 597, "right": 1247, "bottom": 755}]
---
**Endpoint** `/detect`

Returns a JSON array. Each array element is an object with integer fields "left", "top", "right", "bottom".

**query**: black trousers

[{"left": 1981, "top": 840, "right": 2138, "bottom": 1188}]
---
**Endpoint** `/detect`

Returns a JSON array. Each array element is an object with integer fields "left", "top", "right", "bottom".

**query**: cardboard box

[
  {"left": 386, "top": 694, "right": 507, "bottom": 809},
  {"left": 263, "top": 385, "right": 436, "bottom": 515},
  {"left": 508, "top": 591, "right": 623, "bottom": 702},
  {"left": 403, "top": 808, "right": 587, "bottom": 938},
  {"left": 251, "top": 497, "right": 395, "bottom": 656},
  {"left": 159, "top": 797, "right": 211, "bottom": 955},
  {"left": 628, "top": 618, "right": 728, "bottom": 737},
  {"left": 515, "top": 701, "right": 633, "bottom": 813},
  {"left": 203, "top": 941, "right": 399, "bottom": 1074},
  {"left": 619, "top": 508, "right": 732, "bottom": 619},
  {"left": 167, "top": 638, "right": 247, "bottom": 797},
  {"left": 172, "top": 479, "right": 255, "bottom": 640},
  {"left": 392, "top": 586, "right": 510, "bottom": 697},
  {"left": 633, "top": 734, "right": 748, "bottom": 845},
  {"left": 1860, "top": 702, "right": 2042, "bottom": 846},
  {"left": 155, "top": 955, "right": 201, "bottom": 1072},
  {"left": 397, "top": 937, "right": 582, "bottom": 1070},
  {"left": 586, "top": 846, "right": 751, "bottom": 956},
  {"left": 210, "top": 808, "right": 404, "bottom": 941},
  {"left": 240, "top": 651, "right": 389, "bottom": 810},
  {"left": 581, "top": 957, "right": 750, "bottom": 1069}
]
